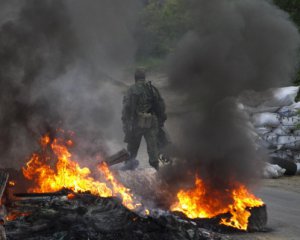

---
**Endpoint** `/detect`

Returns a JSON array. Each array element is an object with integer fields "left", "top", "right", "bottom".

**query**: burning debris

[
  {"left": 0, "top": 171, "right": 8, "bottom": 240},
  {"left": 21, "top": 131, "right": 143, "bottom": 212},
  {"left": 170, "top": 177, "right": 265, "bottom": 231},
  {"left": 3, "top": 189, "right": 229, "bottom": 240},
  {"left": 0, "top": 131, "right": 269, "bottom": 240}
]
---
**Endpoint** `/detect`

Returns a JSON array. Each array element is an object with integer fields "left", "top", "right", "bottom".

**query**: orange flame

[
  {"left": 99, "top": 162, "right": 141, "bottom": 210},
  {"left": 6, "top": 212, "right": 31, "bottom": 222},
  {"left": 8, "top": 181, "right": 16, "bottom": 187},
  {"left": 22, "top": 133, "right": 141, "bottom": 210},
  {"left": 170, "top": 176, "right": 264, "bottom": 230}
]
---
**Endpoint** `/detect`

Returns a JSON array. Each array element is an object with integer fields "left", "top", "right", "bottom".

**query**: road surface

[{"left": 232, "top": 176, "right": 300, "bottom": 240}]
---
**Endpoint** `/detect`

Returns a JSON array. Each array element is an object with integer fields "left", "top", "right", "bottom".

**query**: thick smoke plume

[
  {"left": 161, "top": 0, "right": 300, "bottom": 195},
  {"left": 0, "top": 0, "right": 140, "bottom": 168},
  {"left": 0, "top": 0, "right": 76, "bottom": 167}
]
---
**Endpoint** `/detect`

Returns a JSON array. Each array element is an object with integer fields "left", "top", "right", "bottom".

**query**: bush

[
  {"left": 273, "top": 0, "right": 300, "bottom": 86},
  {"left": 135, "top": 0, "right": 191, "bottom": 61}
]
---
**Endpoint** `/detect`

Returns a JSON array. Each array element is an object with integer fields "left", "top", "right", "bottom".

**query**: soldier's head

[{"left": 135, "top": 67, "right": 146, "bottom": 82}]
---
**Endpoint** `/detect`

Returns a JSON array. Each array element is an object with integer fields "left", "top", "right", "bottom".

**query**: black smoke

[
  {"left": 0, "top": 0, "right": 77, "bottom": 167},
  {"left": 0, "top": 0, "right": 141, "bottom": 168},
  {"left": 160, "top": 0, "right": 300, "bottom": 196}
]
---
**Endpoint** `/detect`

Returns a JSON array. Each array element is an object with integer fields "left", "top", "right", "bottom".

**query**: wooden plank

[
  {"left": 14, "top": 188, "right": 72, "bottom": 198},
  {"left": 105, "top": 149, "right": 130, "bottom": 166},
  {"left": 0, "top": 170, "right": 9, "bottom": 200}
]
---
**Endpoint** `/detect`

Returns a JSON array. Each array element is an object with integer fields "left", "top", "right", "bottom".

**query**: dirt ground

[{"left": 231, "top": 176, "right": 300, "bottom": 240}]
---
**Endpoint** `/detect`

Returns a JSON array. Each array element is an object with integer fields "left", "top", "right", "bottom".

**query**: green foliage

[
  {"left": 273, "top": 0, "right": 300, "bottom": 87},
  {"left": 136, "top": 0, "right": 191, "bottom": 61},
  {"left": 136, "top": 0, "right": 300, "bottom": 78},
  {"left": 273, "top": 0, "right": 300, "bottom": 28}
]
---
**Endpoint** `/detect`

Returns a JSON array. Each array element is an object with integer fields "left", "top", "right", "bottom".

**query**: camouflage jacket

[{"left": 122, "top": 80, "right": 167, "bottom": 132}]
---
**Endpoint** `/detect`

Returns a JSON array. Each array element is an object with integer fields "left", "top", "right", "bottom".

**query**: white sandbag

[
  {"left": 277, "top": 135, "right": 300, "bottom": 144},
  {"left": 243, "top": 105, "right": 280, "bottom": 114},
  {"left": 257, "top": 137, "right": 273, "bottom": 149},
  {"left": 253, "top": 86, "right": 298, "bottom": 109},
  {"left": 240, "top": 87, "right": 299, "bottom": 109},
  {"left": 277, "top": 136, "right": 300, "bottom": 150},
  {"left": 277, "top": 106, "right": 298, "bottom": 117},
  {"left": 297, "top": 163, "right": 300, "bottom": 174},
  {"left": 256, "top": 127, "right": 272, "bottom": 135},
  {"left": 289, "top": 101, "right": 300, "bottom": 110},
  {"left": 261, "top": 133, "right": 279, "bottom": 149},
  {"left": 280, "top": 116, "right": 300, "bottom": 126},
  {"left": 272, "top": 126, "right": 290, "bottom": 136},
  {"left": 237, "top": 103, "right": 245, "bottom": 111},
  {"left": 293, "top": 152, "right": 300, "bottom": 161},
  {"left": 252, "top": 113, "right": 280, "bottom": 127},
  {"left": 271, "top": 86, "right": 299, "bottom": 107},
  {"left": 263, "top": 163, "right": 286, "bottom": 178},
  {"left": 270, "top": 151, "right": 292, "bottom": 160}
]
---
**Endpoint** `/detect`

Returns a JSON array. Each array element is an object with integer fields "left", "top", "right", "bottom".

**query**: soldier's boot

[
  {"left": 149, "top": 160, "right": 159, "bottom": 170},
  {"left": 122, "top": 158, "right": 139, "bottom": 171},
  {"left": 122, "top": 137, "right": 141, "bottom": 171}
]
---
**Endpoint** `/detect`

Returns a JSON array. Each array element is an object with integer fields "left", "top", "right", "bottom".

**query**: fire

[
  {"left": 67, "top": 193, "right": 76, "bottom": 200},
  {"left": 98, "top": 162, "right": 141, "bottom": 210},
  {"left": 6, "top": 212, "right": 31, "bottom": 222},
  {"left": 170, "top": 176, "right": 264, "bottom": 230},
  {"left": 8, "top": 181, "right": 16, "bottom": 187},
  {"left": 22, "top": 132, "right": 141, "bottom": 210}
]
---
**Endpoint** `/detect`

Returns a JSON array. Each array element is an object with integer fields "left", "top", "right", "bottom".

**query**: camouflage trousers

[{"left": 126, "top": 122, "right": 159, "bottom": 169}]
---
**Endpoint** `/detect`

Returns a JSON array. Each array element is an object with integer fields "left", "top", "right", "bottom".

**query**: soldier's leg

[
  {"left": 127, "top": 133, "right": 142, "bottom": 161},
  {"left": 122, "top": 133, "right": 142, "bottom": 170},
  {"left": 144, "top": 126, "right": 159, "bottom": 170}
]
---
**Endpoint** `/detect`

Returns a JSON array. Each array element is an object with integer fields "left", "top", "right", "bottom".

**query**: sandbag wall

[{"left": 239, "top": 86, "right": 300, "bottom": 178}]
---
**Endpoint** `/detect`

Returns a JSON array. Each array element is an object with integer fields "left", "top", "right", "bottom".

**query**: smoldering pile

[
  {"left": 3, "top": 194, "right": 225, "bottom": 240},
  {"left": 0, "top": 172, "right": 228, "bottom": 240}
]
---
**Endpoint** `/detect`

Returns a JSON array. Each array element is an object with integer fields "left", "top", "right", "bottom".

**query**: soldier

[{"left": 122, "top": 68, "right": 167, "bottom": 170}]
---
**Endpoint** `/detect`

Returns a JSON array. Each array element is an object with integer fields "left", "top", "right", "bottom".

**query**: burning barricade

[{"left": 0, "top": 131, "right": 267, "bottom": 240}]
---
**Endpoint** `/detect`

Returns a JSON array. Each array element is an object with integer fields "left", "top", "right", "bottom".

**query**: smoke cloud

[
  {"left": 0, "top": 0, "right": 141, "bottom": 168},
  {"left": 160, "top": 0, "right": 300, "bottom": 195}
]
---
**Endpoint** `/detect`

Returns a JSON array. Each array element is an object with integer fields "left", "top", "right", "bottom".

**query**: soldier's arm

[
  {"left": 122, "top": 91, "right": 131, "bottom": 132},
  {"left": 122, "top": 88, "right": 139, "bottom": 132},
  {"left": 153, "top": 87, "right": 167, "bottom": 126}
]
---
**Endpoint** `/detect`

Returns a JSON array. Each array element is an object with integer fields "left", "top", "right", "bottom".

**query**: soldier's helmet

[{"left": 135, "top": 67, "right": 146, "bottom": 81}]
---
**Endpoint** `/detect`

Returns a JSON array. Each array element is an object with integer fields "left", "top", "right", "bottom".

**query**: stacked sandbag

[
  {"left": 262, "top": 163, "right": 286, "bottom": 179},
  {"left": 240, "top": 86, "right": 300, "bottom": 177}
]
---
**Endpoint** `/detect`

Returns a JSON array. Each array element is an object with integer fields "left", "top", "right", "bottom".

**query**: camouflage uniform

[{"left": 122, "top": 69, "right": 166, "bottom": 170}]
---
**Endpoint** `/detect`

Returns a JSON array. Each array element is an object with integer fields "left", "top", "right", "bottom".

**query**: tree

[
  {"left": 273, "top": 0, "right": 300, "bottom": 28},
  {"left": 135, "top": 0, "right": 191, "bottom": 61},
  {"left": 273, "top": 0, "right": 300, "bottom": 86}
]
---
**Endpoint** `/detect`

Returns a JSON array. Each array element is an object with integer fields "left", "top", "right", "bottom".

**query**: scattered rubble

[
  {"left": 0, "top": 225, "right": 6, "bottom": 240},
  {"left": 0, "top": 170, "right": 8, "bottom": 240},
  {"left": 3, "top": 191, "right": 229, "bottom": 240}
]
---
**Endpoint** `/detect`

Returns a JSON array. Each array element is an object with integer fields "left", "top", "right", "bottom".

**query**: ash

[{"left": 3, "top": 192, "right": 228, "bottom": 240}]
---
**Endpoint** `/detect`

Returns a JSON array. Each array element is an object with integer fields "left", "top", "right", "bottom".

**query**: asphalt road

[{"left": 231, "top": 177, "right": 300, "bottom": 240}]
